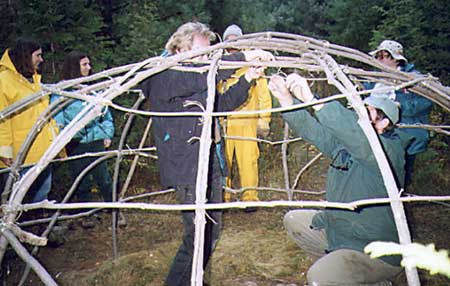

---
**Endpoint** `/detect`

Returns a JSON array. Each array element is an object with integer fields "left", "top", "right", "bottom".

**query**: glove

[{"left": 242, "top": 50, "right": 275, "bottom": 62}]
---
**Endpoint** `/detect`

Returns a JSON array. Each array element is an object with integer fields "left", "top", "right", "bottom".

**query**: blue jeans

[{"left": 21, "top": 165, "right": 53, "bottom": 203}]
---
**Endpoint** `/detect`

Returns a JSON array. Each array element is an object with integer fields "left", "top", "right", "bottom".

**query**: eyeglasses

[{"left": 375, "top": 52, "right": 393, "bottom": 60}]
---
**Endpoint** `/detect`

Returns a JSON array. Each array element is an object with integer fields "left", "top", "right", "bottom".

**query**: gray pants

[{"left": 284, "top": 210, "right": 402, "bottom": 286}]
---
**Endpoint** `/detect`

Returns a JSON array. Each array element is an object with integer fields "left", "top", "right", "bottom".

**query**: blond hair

[{"left": 165, "top": 22, "right": 216, "bottom": 54}]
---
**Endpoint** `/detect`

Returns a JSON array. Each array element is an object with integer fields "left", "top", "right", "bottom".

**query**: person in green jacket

[{"left": 268, "top": 73, "right": 411, "bottom": 285}]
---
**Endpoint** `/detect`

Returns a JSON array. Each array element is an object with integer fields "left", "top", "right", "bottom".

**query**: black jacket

[{"left": 141, "top": 53, "right": 252, "bottom": 187}]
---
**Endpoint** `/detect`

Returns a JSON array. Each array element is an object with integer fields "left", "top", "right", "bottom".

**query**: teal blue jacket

[
  {"left": 50, "top": 94, "right": 114, "bottom": 143},
  {"left": 365, "top": 63, "right": 433, "bottom": 155},
  {"left": 283, "top": 101, "right": 412, "bottom": 266}
]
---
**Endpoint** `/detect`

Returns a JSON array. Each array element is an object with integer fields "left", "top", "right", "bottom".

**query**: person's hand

[
  {"left": 286, "top": 73, "right": 324, "bottom": 111},
  {"left": 242, "top": 50, "right": 274, "bottom": 62},
  {"left": 244, "top": 67, "right": 265, "bottom": 82},
  {"left": 257, "top": 120, "right": 270, "bottom": 138},
  {"left": 104, "top": 139, "right": 112, "bottom": 149},
  {"left": 285, "top": 73, "right": 314, "bottom": 103},
  {"left": 268, "top": 75, "right": 293, "bottom": 106},
  {"left": 0, "top": 157, "right": 13, "bottom": 167}
]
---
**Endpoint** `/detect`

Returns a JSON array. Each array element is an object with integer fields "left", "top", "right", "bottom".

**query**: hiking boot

[
  {"left": 244, "top": 207, "right": 258, "bottom": 213},
  {"left": 81, "top": 215, "right": 97, "bottom": 229},
  {"left": 47, "top": 225, "right": 68, "bottom": 247}
]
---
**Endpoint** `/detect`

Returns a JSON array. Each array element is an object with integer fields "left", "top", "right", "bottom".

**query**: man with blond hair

[{"left": 140, "top": 22, "right": 273, "bottom": 286}]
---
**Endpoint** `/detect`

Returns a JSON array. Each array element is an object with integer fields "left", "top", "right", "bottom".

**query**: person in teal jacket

[
  {"left": 269, "top": 73, "right": 412, "bottom": 285},
  {"left": 51, "top": 51, "right": 114, "bottom": 228},
  {"left": 366, "top": 40, "right": 433, "bottom": 185}
]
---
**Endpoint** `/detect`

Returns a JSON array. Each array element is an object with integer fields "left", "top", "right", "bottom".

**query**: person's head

[
  {"left": 223, "top": 24, "right": 243, "bottom": 53},
  {"left": 370, "top": 40, "right": 407, "bottom": 69},
  {"left": 8, "top": 38, "right": 43, "bottom": 78},
  {"left": 223, "top": 24, "right": 243, "bottom": 41},
  {"left": 62, "top": 51, "right": 92, "bottom": 80},
  {"left": 364, "top": 96, "right": 399, "bottom": 134},
  {"left": 165, "top": 22, "right": 216, "bottom": 59}
]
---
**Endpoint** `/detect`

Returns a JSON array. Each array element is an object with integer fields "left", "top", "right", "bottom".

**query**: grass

[{"left": 4, "top": 114, "right": 449, "bottom": 286}]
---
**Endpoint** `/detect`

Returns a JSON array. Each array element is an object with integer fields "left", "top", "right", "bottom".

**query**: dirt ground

[
  {"left": 2, "top": 130, "right": 450, "bottom": 285},
  {"left": 3, "top": 201, "right": 450, "bottom": 286}
]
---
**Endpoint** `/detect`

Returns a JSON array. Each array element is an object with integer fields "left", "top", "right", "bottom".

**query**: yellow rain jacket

[
  {"left": 0, "top": 50, "right": 58, "bottom": 168},
  {"left": 218, "top": 67, "right": 272, "bottom": 202}
]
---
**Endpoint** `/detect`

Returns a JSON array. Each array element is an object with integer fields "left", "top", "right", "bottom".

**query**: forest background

[
  {"left": 1, "top": 0, "right": 449, "bottom": 85},
  {"left": 1, "top": 1, "right": 450, "bottom": 284},
  {"left": 1, "top": 0, "right": 449, "bottom": 204}
]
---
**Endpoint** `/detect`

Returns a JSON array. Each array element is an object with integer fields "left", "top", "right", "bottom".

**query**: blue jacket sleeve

[
  {"left": 99, "top": 108, "right": 115, "bottom": 139},
  {"left": 397, "top": 90, "right": 433, "bottom": 120},
  {"left": 398, "top": 65, "right": 433, "bottom": 120},
  {"left": 50, "top": 94, "right": 66, "bottom": 128}
]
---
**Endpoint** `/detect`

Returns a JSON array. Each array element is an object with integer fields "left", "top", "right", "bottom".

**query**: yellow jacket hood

[{"left": 0, "top": 49, "right": 56, "bottom": 167}]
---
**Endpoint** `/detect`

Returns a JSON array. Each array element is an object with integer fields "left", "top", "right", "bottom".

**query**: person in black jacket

[{"left": 140, "top": 22, "right": 273, "bottom": 286}]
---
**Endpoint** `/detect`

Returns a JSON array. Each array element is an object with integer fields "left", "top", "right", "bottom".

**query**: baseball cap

[
  {"left": 364, "top": 96, "right": 400, "bottom": 124},
  {"left": 369, "top": 40, "right": 408, "bottom": 63}
]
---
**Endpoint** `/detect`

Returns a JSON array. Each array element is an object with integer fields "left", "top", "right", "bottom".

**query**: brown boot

[{"left": 81, "top": 215, "right": 96, "bottom": 229}]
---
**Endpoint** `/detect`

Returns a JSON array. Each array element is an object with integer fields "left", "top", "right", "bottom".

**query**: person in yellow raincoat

[
  {"left": 0, "top": 38, "right": 58, "bottom": 202},
  {"left": 219, "top": 25, "right": 272, "bottom": 205}
]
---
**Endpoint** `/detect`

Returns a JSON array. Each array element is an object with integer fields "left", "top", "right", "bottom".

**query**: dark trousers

[
  {"left": 404, "top": 154, "right": 416, "bottom": 187},
  {"left": 165, "top": 157, "right": 223, "bottom": 286},
  {"left": 67, "top": 140, "right": 112, "bottom": 202},
  {"left": 0, "top": 171, "right": 6, "bottom": 199}
]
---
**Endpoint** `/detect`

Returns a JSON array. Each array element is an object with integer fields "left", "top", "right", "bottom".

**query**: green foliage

[
  {"left": 2, "top": 0, "right": 449, "bottom": 85},
  {"left": 213, "top": 0, "right": 329, "bottom": 38},
  {"left": 272, "top": 0, "right": 328, "bottom": 37},
  {"left": 409, "top": 148, "right": 450, "bottom": 196},
  {"left": 219, "top": 0, "right": 277, "bottom": 35},
  {"left": 372, "top": 0, "right": 450, "bottom": 84},
  {"left": 109, "top": 1, "right": 163, "bottom": 65},
  {"left": 2, "top": 0, "right": 449, "bottom": 180},
  {"left": 325, "top": 0, "right": 389, "bottom": 50},
  {"left": 0, "top": 0, "right": 105, "bottom": 81},
  {"left": 111, "top": 0, "right": 211, "bottom": 66}
]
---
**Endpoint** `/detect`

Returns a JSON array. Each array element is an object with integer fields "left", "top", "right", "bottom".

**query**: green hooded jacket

[{"left": 283, "top": 101, "right": 412, "bottom": 266}]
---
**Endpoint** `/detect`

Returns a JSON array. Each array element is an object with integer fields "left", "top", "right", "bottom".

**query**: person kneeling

[{"left": 269, "top": 73, "right": 411, "bottom": 286}]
